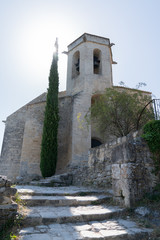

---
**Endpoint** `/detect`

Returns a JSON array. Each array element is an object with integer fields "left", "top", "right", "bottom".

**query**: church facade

[{"left": 0, "top": 33, "right": 151, "bottom": 182}]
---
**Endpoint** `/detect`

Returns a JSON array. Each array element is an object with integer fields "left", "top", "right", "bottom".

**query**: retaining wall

[{"left": 69, "top": 132, "right": 157, "bottom": 207}]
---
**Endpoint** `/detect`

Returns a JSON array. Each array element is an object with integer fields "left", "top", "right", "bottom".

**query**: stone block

[
  {"left": 112, "top": 179, "right": 122, "bottom": 197},
  {"left": 0, "top": 187, "right": 6, "bottom": 193},
  {"left": 112, "top": 164, "right": 121, "bottom": 180},
  {"left": 111, "top": 145, "right": 124, "bottom": 163},
  {"left": 0, "top": 196, "right": 12, "bottom": 205},
  {"left": 0, "top": 176, "right": 17, "bottom": 230},
  {"left": 3, "top": 187, "right": 17, "bottom": 197},
  {"left": 121, "top": 136, "right": 127, "bottom": 143},
  {"left": 120, "top": 163, "right": 133, "bottom": 179}
]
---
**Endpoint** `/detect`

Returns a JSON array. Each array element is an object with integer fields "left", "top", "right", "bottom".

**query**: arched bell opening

[
  {"left": 93, "top": 49, "right": 101, "bottom": 74},
  {"left": 91, "top": 138, "right": 103, "bottom": 148},
  {"left": 72, "top": 51, "right": 80, "bottom": 79}
]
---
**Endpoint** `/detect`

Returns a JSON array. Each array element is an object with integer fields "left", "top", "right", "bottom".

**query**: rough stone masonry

[
  {"left": 68, "top": 131, "right": 158, "bottom": 207},
  {"left": 0, "top": 175, "right": 17, "bottom": 231}
]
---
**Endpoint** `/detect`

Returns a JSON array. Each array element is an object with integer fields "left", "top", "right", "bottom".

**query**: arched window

[
  {"left": 91, "top": 138, "right": 102, "bottom": 148},
  {"left": 72, "top": 51, "right": 80, "bottom": 79},
  {"left": 93, "top": 49, "right": 101, "bottom": 74}
]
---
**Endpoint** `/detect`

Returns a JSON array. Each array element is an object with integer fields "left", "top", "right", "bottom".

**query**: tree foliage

[
  {"left": 40, "top": 39, "right": 59, "bottom": 178},
  {"left": 142, "top": 120, "right": 160, "bottom": 153},
  {"left": 142, "top": 120, "right": 160, "bottom": 175},
  {"left": 86, "top": 87, "right": 153, "bottom": 138}
]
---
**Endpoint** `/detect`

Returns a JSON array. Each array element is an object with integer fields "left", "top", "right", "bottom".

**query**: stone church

[{"left": 0, "top": 33, "right": 151, "bottom": 182}]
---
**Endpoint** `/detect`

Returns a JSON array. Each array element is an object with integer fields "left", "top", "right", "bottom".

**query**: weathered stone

[
  {"left": 21, "top": 204, "right": 125, "bottom": 226},
  {"left": 67, "top": 132, "right": 157, "bottom": 207},
  {"left": 20, "top": 194, "right": 110, "bottom": 207},
  {"left": 111, "top": 145, "right": 124, "bottom": 163},
  {"left": 112, "top": 164, "right": 121, "bottom": 180},
  {"left": 16, "top": 184, "right": 154, "bottom": 239},
  {"left": 135, "top": 207, "right": 150, "bottom": 217},
  {"left": 0, "top": 196, "right": 12, "bottom": 204},
  {"left": 3, "top": 187, "right": 17, "bottom": 197},
  {"left": 20, "top": 234, "right": 51, "bottom": 240},
  {"left": 0, "top": 93, "right": 73, "bottom": 182},
  {"left": 0, "top": 176, "right": 17, "bottom": 230}
]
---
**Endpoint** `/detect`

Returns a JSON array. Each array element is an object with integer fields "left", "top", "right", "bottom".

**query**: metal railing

[
  {"left": 137, "top": 99, "right": 160, "bottom": 130},
  {"left": 153, "top": 99, "right": 160, "bottom": 120}
]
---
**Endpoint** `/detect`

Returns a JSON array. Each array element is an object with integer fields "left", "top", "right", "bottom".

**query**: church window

[
  {"left": 93, "top": 49, "right": 101, "bottom": 74},
  {"left": 72, "top": 51, "right": 80, "bottom": 78}
]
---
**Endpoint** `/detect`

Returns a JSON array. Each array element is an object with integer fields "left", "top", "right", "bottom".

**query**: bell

[
  {"left": 75, "top": 59, "right": 80, "bottom": 72},
  {"left": 94, "top": 56, "right": 100, "bottom": 68},
  {"left": 75, "top": 65, "right": 79, "bottom": 72}
]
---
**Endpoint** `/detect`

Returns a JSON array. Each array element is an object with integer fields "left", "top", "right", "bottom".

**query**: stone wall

[
  {"left": 0, "top": 92, "right": 73, "bottom": 182},
  {"left": 0, "top": 94, "right": 47, "bottom": 182},
  {"left": 69, "top": 132, "right": 157, "bottom": 207},
  {"left": 0, "top": 106, "right": 27, "bottom": 180},
  {"left": 19, "top": 94, "right": 73, "bottom": 180},
  {"left": 19, "top": 101, "right": 45, "bottom": 180},
  {"left": 56, "top": 95, "right": 73, "bottom": 173},
  {"left": 0, "top": 175, "right": 17, "bottom": 231}
]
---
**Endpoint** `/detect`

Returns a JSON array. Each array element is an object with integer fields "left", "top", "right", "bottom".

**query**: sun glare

[{"left": 17, "top": 14, "right": 76, "bottom": 91}]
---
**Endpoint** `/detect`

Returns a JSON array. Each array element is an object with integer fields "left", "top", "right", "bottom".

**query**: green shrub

[
  {"left": 142, "top": 120, "right": 160, "bottom": 153},
  {"left": 142, "top": 120, "right": 160, "bottom": 174},
  {"left": 86, "top": 87, "right": 153, "bottom": 138}
]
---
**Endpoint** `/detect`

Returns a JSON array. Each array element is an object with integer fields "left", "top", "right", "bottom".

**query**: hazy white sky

[{"left": 0, "top": 0, "right": 160, "bottom": 151}]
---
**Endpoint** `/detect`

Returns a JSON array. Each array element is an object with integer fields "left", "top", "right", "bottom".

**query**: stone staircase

[
  {"left": 16, "top": 185, "right": 152, "bottom": 240},
  {"left": 30, "top": 173, "right": 73, "bottom": 187}
]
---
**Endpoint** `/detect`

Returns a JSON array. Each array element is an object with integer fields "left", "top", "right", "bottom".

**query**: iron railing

[
  {"left": 137, "top": 99, "right": 160, "bottom": 130},
  {"left": 152, "top": 99, "right": 160, "bottom": 120}
]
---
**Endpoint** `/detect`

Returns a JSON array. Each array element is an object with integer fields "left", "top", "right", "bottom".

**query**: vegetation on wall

[
  {"left": 40, "top": 39, "right": 59, "bottom": 178},
  {"left": 86, "top": 87, "right": 153, "bottom": 138},
  {"left": 142, "top": 120, "right": 160, "bottom": 174}
]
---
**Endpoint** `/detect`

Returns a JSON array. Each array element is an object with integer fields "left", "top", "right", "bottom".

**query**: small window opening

[
  {"left": 75, "top": 58, "right": 79, "bottom": 72},
  {"left": 93, "top": 49, "right": 101, "bottom": 74},
  {"left": 72, "top": 51, "right": 80, "bottom": 78},
  {"left": 91, "top": 138, "right": 102, "bottom": 148}
]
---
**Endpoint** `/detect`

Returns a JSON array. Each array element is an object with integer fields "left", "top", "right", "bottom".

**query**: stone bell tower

[{"left": 66, "top": 33, "right": 114, "bottom": 165}]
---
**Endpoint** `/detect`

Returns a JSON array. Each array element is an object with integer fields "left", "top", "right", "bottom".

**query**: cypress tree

[{"left": 40, "top": 39, "right": 59, "bottom": 178}]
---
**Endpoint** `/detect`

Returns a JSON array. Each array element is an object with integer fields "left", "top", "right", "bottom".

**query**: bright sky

[{"left": 0, "top": 0, "right": 160, "bottom": 151}]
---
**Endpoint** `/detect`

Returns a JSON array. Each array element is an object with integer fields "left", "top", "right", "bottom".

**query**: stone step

[
  {"left": 20, "top": 194, "right": 111, "bottom": 207},
  {"left": 30, "top": 173, "right": 73, "bottom": 187},
  {"left": 16, "top": 185, "right": 112, "bottom": 197},
  {"left": 22, "top": 205, "right": 125, "bottom": 226},
  {"left": 17, "top": 185, "right": 153, "bottom": 239},
  {"left": 30, "top": 181, "right": 67, "bottom": 187},
  {"left": 19, "top": 219, "right": 152, "bottom": 240}
]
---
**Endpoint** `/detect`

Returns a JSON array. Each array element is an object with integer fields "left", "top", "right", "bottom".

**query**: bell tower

[
  {"left": 66, "top": 33, "right": 114, "bottom": 165},
  {"left": 66, "top": 33, "right": 113, "bottom": 95}
]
